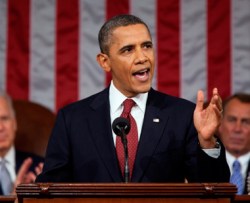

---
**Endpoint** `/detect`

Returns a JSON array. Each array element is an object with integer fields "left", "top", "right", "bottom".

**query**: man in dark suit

[
  {"left": 36, "top": 14, "right": 229, "bottom": 183},
  {"left": 0, "top": 91, "right": 43, "bottom": 195},
  {"left": 219, "top": 93, "right": 250, "bottom": 194}
]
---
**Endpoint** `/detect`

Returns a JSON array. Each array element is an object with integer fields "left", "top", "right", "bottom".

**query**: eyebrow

[
  {"left": 142, "top": 41, "right": 153, "bottom": 45},
  {"left": 119, "top": 44, "right": 134, "bottom": 53},
  {"left": 118, "top": 40, "right": 153, "bottom": 53}
]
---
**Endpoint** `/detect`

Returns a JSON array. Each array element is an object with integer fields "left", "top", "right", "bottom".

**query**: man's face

[
  {"left": 219, "top": 98, "right": 250, "bottom": 157},
  {"left": 0, "top": 97, "right": 17, "bottom": 157},
  {"left": 100, "top": 24, "right": 155, "bottom": 97}
]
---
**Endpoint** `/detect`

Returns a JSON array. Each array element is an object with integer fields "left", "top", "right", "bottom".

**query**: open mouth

[{"left": 132, "top": 68, "right": 150, "bottom": 77}]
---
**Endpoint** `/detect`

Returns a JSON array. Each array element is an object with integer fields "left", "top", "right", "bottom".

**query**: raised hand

[
  {"left": 12, "top": 157, "right": 43, "bottom": 194},
  {"left": 194, "top": 88, "right": 223, "bottom": 148}
]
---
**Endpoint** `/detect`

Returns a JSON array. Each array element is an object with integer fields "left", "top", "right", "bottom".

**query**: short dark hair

[
  {"left": 98, "top": 14, "right": 151, "bottom": 55},
  {"left": 223, "top": 93, "right": 250, "bottom": 110}
]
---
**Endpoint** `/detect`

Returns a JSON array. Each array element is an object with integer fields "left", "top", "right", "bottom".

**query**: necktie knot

[
  {"left": 121, "top": 99, "right": 135, "bottom": 118},
  {"left": 233, "top": 160, "right": 241, "bottom": 171}
]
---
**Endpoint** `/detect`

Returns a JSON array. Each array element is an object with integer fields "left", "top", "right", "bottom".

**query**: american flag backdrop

[{"left": 0, "top": 0, "right": 250, "bottom": 112}]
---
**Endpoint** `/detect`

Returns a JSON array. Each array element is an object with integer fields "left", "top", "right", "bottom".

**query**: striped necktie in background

[
  {"left": 230, "top": 160, "right": 244, "bottom": 195},
  {"left": 0, "top": 159, "right": 13, "bottom": 195}
]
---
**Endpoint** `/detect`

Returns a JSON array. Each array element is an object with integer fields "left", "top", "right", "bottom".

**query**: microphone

[{"left": 112, "top": 117, "right": 131, "bottom": 183}]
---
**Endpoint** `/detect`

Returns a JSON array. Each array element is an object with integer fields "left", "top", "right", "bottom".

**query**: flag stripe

[
  {"left": 207, "top": 0, "right": 231, "bottom": 99},
  {"left": 232, "top": 0, "right": 250, "bottom": 94},
  {"left": 181, "top": 0, "right": 207, "bottom": 101},
  {"left": 30, "top": 0, "right": 56, "bottom": 111},
  {"left": 157, "top": 0, "right": 180, "bottom": 97},
  {"left": 105, "top": 0, "right": 129, "bottom": 86},
  {"left": 56, "top": 0, "right": 79, "bottom": 111},
  {"left": 79, "top": 0, "right": 105, "bottom": 100},
  {"left": 0, "top": 0, "right": 7, "bottom": 91},
  {"left": 7, "top": 0, "right": 30, "bottom": 100}
]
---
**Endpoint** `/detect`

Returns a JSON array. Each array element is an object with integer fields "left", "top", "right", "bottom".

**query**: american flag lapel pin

[{"left": 153, "top": 118, "right": 160, "bottom": 123}]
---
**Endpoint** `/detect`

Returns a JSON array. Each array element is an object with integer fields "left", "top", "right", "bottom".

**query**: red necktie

[{"left": 116, "top": 99, "right": 138, "bottom": 179}]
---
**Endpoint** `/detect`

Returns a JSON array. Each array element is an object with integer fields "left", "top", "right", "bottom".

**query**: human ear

[{"left": 96, "top": 53, "right": 111, "bottom": 72}]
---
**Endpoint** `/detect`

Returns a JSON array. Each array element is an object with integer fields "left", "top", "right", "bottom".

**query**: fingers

[
  {"left": 35, "top": 162, "right": 44, "bottom": 175},
  {"left": 195, "top": 90, "right": 205, "bottom": 112},
  {"left": 211, "top": 88, "right": 223, "bottom": 112},
  {"left": 12, "top": 159, "right": 44, "bottom": 194},
  {"left": 25, "top": 162, "right": 44, "bottom": 183},
  {"left": 25, "top": 171, "right": 37, "bottom": 183},
  {"left": 196, "top": 88, "right": 223, "bottom": 115},
  {"left": 13, "top": 157, "right": 33, "bottom": 191},
  {"left": 15, "top": 157, "right": 33, "bottom": 184},
  {"left": 15, "top": 159, "right": 44, "bottom": 186}
]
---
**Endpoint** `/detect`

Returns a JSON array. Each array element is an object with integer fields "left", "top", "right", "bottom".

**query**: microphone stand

[
  {"left": 112, "top": 117, "right": 131, "bottom": 183},
  {"left": 121, "top": 128, "right": 130, "bottom": 183}
]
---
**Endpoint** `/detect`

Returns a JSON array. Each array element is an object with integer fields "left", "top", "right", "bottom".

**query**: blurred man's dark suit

[
  {"left": 243, "top": 160, "right": 250, "bottom": 194},
  {"left": 15, "top": 150, "right": 44, "bottom": 173}
]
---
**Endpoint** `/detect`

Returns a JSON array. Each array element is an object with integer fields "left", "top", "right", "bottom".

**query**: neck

[{"left": 0, "top": 148, "right": 9, "bottom": 158}]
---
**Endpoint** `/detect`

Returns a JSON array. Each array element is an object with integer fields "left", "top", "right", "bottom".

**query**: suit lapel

[
  {"left": 132, "top": 89, "right": 169, "bottom": 182},
  {"left": 88, "top": 88, "right": 122, "bottom": 182}
]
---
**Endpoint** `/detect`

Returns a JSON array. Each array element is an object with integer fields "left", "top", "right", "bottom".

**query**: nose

[
  {"left": 135, "top": 49, "right": 147, "bottom": 64},
  {"left": 233, "top": 120, "right": 242, "bottom": 132}
]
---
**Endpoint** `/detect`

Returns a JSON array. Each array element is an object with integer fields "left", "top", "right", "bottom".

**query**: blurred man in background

[
  {"left": 0, "top": 90, "right": 43, "bottom": 195},
  {"left": 219, "top": 93, "right": 250, "bottom": 194}
]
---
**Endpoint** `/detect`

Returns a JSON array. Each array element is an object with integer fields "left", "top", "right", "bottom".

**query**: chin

[{"left": 136, "top": 86, "right": 151, "bottom": 94}]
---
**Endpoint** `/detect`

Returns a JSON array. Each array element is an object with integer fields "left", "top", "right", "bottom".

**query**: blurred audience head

[
  {"left": 0, "top": 90, "right": 17, "bottom": 157},
  {"left": 219, "top": 93, "right": 250, "bottom": 158}
]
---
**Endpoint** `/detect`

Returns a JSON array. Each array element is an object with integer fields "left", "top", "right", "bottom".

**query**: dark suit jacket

[
  {"left": 243, "top": 160, "right": 250, "bottom": 194},
  {"left": 36, "top": 88, "right": 230, "bottom": 183},
  {"left": 15, "top": 150, "right": 44, "bottom": 173}
]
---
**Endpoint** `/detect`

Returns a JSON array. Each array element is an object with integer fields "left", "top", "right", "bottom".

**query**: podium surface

[{"left": 16, "top": 183, "right": 237, "bottom": 203}]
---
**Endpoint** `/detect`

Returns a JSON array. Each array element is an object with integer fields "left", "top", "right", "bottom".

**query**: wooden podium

[{"left": 16, "top": 183, "right": 237, "bottom": 203}]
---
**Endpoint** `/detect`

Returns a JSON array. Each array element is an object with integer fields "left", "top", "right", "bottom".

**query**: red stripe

[
  {"left": 56, "top": 0, "right": 79, "bottom": 111},
  {"left": 6, "top": 0, "right": 30, "bottom": 100},
  {"left": 157, "top": 0, "right": 180, "bottom": 97},
  {"left": 105, "top": 0, "right": 129, "bottom": 86},
  {"left": 207, "top": 0, "right": 231, "bottom": 100}
]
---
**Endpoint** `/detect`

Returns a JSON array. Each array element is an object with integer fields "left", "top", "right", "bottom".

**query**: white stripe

[
  {"left": 30, "top": 0, "right": 56, "bottom": 111},
  {"left": 231, "top": 0, "right": 250, "bottom": 94},
  {"left": 0, "top": 0, "right": 7, "bottom": 91},
  {"left": 180, "top": 0, "right": 207, "bottom": 102},
  {"left": 130, "top": 0, "right": 157, "bottom": 90},
  {"left": 79, "top": 0, "right": 105, "bottom": 100}
]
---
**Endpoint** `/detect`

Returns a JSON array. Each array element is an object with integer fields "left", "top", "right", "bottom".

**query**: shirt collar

[
  {"left": 0, "top": 145, "right": 15, "bottom": 168},
  {"left": 109, "top": 81, "right": 148, "bottom": 114},
  {"left": 226, "top": 150, "right": 250, "bottom": 168}
]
